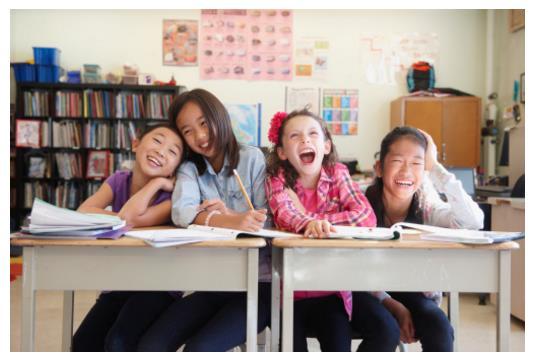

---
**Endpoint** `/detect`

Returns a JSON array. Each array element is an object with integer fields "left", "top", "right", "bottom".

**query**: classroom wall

[
  {"left": 491, "top": 10, "right": 525, "bottom": 182},
  {"left": 10, "top": 9, "right": 487, "bottom": 169}
]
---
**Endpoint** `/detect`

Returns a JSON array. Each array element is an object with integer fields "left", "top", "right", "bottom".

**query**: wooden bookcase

[
  {"left": 390, "top": 96, "right": 481, "bottom": 168},
  {"left": 11, "top": 82, "right": 185, "bottom": 229}
]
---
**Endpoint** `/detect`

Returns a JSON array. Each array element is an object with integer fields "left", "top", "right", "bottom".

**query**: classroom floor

[{"left": 10, "top": 277, "right": 525, "bottom": 352}]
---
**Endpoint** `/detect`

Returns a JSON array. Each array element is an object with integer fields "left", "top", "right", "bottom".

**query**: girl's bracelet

[{"left": 205, "top": 210, "right": 222, "bottom": 226}]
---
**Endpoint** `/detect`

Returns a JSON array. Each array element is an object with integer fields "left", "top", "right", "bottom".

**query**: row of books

[
  {"left": 55, "top": 152, "right": 84, "bottom": 179},
  {"left": 23, "top": 91, "right": 174, "bottom": 119},
  {"left": 84, "top": 120, "right": 140, "bottom": 149},
  {"left": 115, "top": 92, "right": 146, "bottom": 119},
  {"left": 83, "top": 90, "right": 114, "bottom": 118},
  {"left": 24, "top": 181, "right": 83, "bottom": 209},
  {"left": 23, "top": 91, "right": 50, "bottom": 116},
  {"left": 146, "top": 92, "right": 173, "bottom": 120},
  {"left": 55, "top": 91, "right": 83, "bottom": 117},
  {"left": 52, "top": 120, "right": 83, "bottom": 148}
]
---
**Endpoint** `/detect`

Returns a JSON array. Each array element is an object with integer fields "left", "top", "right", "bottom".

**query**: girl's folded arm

[{"left": 77, "top": 182, "right": 117, "bottom": 216}]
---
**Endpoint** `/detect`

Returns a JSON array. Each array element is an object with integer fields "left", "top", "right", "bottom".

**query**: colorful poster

[
  {"left": 360, "top": 32, "right": 439, "bottom": 85},
  {"left": 295, "top": 38, "right": 329, "bottom": 80},
  {"left": 226, "top": 104, "right": 261, "bottom": 146},
  {"left": 285, "top": 87, "right": 320, "bottom": 115},
  {"left": 200, "top": 9, "right": 293, "bottom": 80},
  {"left": 162, "top": 20, "right": 198, "bottom": 66},
  {"left": 321, "top": 89, "right": 359, "bottom": 135}
]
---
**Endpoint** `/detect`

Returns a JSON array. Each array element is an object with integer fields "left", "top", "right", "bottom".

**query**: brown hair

[
  {"left": 266, "top": 108, "right": 338, "bottom": 189},
  {"left": 167, "top": 88, "right": 239, "bottom": 176}
]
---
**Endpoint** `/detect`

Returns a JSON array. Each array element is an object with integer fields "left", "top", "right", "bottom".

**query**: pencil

[{"left": 233, "top": 169, "right": 254, "bottom": 211}]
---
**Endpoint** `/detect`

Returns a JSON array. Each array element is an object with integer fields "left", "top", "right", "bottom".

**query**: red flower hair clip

[{"left": 268, "top": 111, "right": 287, "bottom": 145}]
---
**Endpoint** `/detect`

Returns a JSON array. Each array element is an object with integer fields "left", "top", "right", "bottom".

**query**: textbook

[
  {"left": 125, "top": 225, "right": 301, "bottom": 248},
  {"left": 15, "top": 198, "right": 127, "bottom": 238},
  {"left": 390, "top": 222, "right": 524, "bottom": 244},
  {"left": 326, "top": 223, "right": 524, "bottom": 244}
]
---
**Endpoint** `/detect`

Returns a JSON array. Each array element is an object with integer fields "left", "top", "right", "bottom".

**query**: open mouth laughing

[
  {"left": 394, "top": 179, "right": 414, "bottom": 188},
  {"left": 299, "top": 148, "right": 316, "bottom": 164},
  {"left": 147, "top": 155, "right": 163, "bottom": 168}
]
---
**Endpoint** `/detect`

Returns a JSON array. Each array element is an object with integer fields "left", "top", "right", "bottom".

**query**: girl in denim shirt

[{"left": 138, "top": 89, "right": 271, "bottom": 352}]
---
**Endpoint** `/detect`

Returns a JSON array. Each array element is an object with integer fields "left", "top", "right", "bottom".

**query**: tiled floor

[{"left": 10, "top": 277, "right": 524, "bottom": 352}]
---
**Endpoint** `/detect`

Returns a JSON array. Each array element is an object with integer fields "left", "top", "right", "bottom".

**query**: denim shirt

[{"left": 171, "top": 144, "right": 272, "bottom": 281}]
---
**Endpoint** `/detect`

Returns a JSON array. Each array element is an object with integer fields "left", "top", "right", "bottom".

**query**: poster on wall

[
  {"left": 200, "top": 9, "right": 293, "bottom": 80},
  {"left": 285, "top": 87, "right": 320, "bottom": 115},
  {"left": 295, "top": 38, "right": 329, "bottom": 80},
  {"left": 321, "top": 89, "right": 359, "bottom": 135},
  {"left": 162, "top": 19, "right": 198, "bottom": 66},
  {"left": 359, "top": 33, "right": 439, "bottom": 85},
  {"left": 226, "top": 104, "right": 261, "bottom": 146}
]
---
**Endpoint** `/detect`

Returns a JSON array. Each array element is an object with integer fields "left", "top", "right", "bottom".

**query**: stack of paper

[{"left": 14, "top": 198, "right": 127, "bottom": 239}]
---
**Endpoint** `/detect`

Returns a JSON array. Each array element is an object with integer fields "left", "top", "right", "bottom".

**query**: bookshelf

[{"left": 12, "top": 82, "right": 186, "bottom": 229}]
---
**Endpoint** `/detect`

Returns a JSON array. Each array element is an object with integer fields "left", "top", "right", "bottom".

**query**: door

[
  {"left": 442, "top": 98, "right": 480, "bottom": 167},
  {"left": 404, "top": 98, "right": 443, "bottom": 157}
]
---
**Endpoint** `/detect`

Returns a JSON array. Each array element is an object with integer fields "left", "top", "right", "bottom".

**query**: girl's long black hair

[
  {"left": 168, "top": 88, "right": 239, "bottom": 177},
  {"left": 365, "top": 126, "right": 428, "bottom": 226}
]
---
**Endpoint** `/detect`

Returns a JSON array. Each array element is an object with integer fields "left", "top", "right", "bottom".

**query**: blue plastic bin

[
  {"left": 33, "top": 47, "right": 61, "bottom": 66},
  {"left": 67, "top": 70, "right": 81, "bottom": 83},
  {"left": 36, "top": 65, "right": 60, "bottom": 83},
  {"left": 11, "top": 63, "right": 36, "bottom": 82}
]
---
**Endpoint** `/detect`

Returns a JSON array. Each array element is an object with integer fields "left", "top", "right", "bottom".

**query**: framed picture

[
  {"left": 520, "top": 72, "right": 525, "bottom": 104},
  {"left": 27, "top": 155, "right": 47, "bottom": 178},
  {"left": 509, "top": 9, "right": 525, "bottom": 32},
  {"left": 87, "top": 150, "right": 109, "bottom": 179},
  {"left": 16, "top": 119, "right": 41, "bottom": 148}
]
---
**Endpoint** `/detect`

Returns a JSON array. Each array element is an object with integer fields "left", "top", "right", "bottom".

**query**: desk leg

[
  {"left": 270, "top": 246, "right": 281, "bottom": 352},
  {"left": 246, "top": 249, "right": 258, "bottom": 352},
  {"left": 498, "top": 251, "right": 511, "bottom": 352},
  {"left": 21, "top": 247, "right": 36, "bottom": 352},
  {"left": 281, "top": 249, "right": 294, "bottom": 352},
  {"left": 447, "top": 292, "right": 460, "bottom": 352},
  {"left": 62, "top": 291, "right": 74, "bottom": 351}
]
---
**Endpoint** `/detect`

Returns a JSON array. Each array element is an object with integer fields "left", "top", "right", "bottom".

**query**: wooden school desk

[
  {"left": 11, "top": 232, "right": 266, "bottom": 352},
  {"left": 270, "top": 235, "right": 519, "bottom": 352}
]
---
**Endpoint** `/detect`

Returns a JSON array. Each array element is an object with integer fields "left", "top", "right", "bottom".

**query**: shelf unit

[{"left": 11, "top": 82, "right": 186, "bottom": 229}]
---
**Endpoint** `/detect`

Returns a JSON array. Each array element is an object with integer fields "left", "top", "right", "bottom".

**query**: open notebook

[
  {"left": 125, "top": 225, "right": 301, "bottom": 248},
  {"left": 393, "top": 222, "right": 524, "bottom": 244}
]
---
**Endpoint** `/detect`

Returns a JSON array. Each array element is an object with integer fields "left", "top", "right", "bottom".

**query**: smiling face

[
  {"left": 277, "top": 115, "right": 331, "bottom": 186},
  {"left": 175, "top": 101, "right": 218, "bottom": 160},
  {"left": 133, "top": 127, "right": 183, "bottom": 178},
  {"left": 376, "top": 136, "right": 425, "bottom": 202}
]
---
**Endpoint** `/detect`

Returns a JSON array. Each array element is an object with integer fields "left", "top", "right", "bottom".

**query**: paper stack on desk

[{"left": 13, "top": 198, "right": 128, "bottom": 239}]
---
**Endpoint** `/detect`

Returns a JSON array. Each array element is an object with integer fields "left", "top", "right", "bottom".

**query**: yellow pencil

[{"left": 233, "top": 169, "right": 254, "bottom": 211}]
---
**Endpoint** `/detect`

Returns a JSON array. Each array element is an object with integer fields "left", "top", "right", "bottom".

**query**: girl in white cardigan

[{"left": 353, "top": 126, "right": 483, "bottom": 352}]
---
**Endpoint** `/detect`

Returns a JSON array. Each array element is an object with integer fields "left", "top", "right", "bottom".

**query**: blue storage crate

[
  {"left": 36, "top": 65, "right": 60, "bottom": 83},
  {"left": 33, "top": 47, "right": 61, "bottom": 66},
  {"left": 11, "top": 63, "right": 36, "bottom": 82},
  {"left": 67, "top": 70, "right": 81, "bottom": 83}
]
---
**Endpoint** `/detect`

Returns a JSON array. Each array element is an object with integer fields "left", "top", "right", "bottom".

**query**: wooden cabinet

[
  {"left": 390, "top": 96, "right": 481, "bottom": 168},
  {"left": 489, "top": 197, "right": 525, "bottom": 322}
]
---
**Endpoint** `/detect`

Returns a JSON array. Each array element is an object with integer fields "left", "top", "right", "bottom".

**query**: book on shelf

[
  {"left": 126, "top": 224, "right": 301, "bottom": 248},
  {"left": 23, "top": 91, "right": 49, "bottom": 116},
  {"left": 55, "top": 91, "right": 82, "bottom": 117},
  {"left": 13, "top": 198, "right": 128, "bottom": 239}
]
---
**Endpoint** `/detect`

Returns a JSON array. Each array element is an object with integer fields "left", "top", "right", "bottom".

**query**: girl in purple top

[{"left": 72, "top": 124, "right": 184, "bottom": 351}]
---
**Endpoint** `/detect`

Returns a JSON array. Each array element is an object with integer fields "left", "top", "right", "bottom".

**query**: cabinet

[
  {"left": 390, "top": 96, "right": 481, "bottom": 168},
  {"left": 11, "top": 82, "right": 185, "bottom": 229},
  {"left": 488, "top": 197, "right": 525, "bottom": 321}
]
